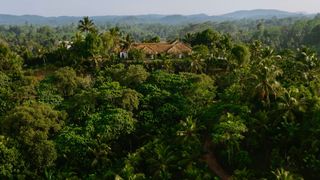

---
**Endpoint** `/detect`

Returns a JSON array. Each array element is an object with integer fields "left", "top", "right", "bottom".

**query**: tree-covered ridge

[
  {"left": 0, "top": 17, "right": 320, "bottom": 179},
  {"left": 0, "top": 10, "right": 306, "bottom": 25}
]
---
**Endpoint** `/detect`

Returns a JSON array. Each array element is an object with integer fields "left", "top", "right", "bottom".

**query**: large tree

[{"left": 77, "top": 16, "right": 96, "bottom": 34}]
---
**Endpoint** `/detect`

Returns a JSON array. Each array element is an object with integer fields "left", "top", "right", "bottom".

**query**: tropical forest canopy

[{"left": 1, "top": 15, "right": 320, "bottom": 179}]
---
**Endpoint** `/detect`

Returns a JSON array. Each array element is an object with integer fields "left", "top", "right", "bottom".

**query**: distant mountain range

[
  {"left": 221, "top": 9, "right": 305, "bottom": 19},
  {"left": 0, "top": 9, "right": 313, "bottom": 25}
]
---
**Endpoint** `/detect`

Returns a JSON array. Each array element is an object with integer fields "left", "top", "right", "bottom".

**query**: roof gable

[{"left": 130, "top": 41, "right": 192, "bottom": 55}]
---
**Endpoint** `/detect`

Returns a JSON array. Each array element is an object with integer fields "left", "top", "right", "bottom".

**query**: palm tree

[
  {"left": 162, "top": 60, "right": 174, "bottom": 73},
  {"left": 147, "top": 143, "right": 177, "bottom": 179},
  {"left": 272, "top": 168, "right": 302, "bottom": 180},
  {"left": 182, "top": 33, "right": 194, "bottom": 45},
  {"left": 190, "top": 53, "right": 206, "bottom": 73},
  {"left": 177, "top": 117, "right": 201, "bottom": 143},
  {"left": 109, "top": 27, "right": 122, "bottom": 52},
  {"left": 252, "top": 58, "right": 284, "bottom": 105},
  {"left": 296, "top": 47, "right": 318, "bottom": 70},
  {"left": 276, "top": 87, "right": 307, "bottom": 121},
  {"left": 78, "top": 16, "right": 96, "bottom": 34},
  {"left": 88, "top": 54, "right": 103, "bottom": 69},
  {"left": 109, "top": 27, "right": 121, "bottom": 37},
  {"left": 249, "top": 40, "right": 263, "bottom": 60},
  {"left": 122, "top": 34, "right": 134, "bottom": 50},
  {"left": 190, "top": 59, "right": 204, "bottom": 73}
]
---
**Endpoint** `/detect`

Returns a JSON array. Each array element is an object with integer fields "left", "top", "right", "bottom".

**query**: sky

[{"left": 0, "top": 0, "right": 320, "bottom": 16}]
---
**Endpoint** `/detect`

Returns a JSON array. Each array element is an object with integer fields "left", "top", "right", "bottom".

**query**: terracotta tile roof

[{"left": 129, "top": 41, "right": 192, "bottom": 55}]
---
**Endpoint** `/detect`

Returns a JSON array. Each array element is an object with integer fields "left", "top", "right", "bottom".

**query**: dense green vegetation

[{"left": 1, "top": 16, "right": 320, "bottom": 179}]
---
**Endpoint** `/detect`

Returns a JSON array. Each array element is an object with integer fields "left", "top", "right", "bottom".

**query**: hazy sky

[{"left": 1, "top": 0, "right": 320, "bottom": 16}]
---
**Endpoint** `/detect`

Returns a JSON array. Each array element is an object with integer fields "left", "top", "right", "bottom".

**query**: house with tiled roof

[{"left": 120, "top": 40, "right": 192, "bottom": 59}]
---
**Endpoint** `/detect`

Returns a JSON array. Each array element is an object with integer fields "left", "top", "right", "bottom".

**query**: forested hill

[
  {"left": 222, "top": 9, "right": 306, "bottom": 19},
  {"left": 2, "top": 14, "right": 320, "bottom": 179},
  {"left": 0, "top": 9, "right": 310, "bottom": 25}
]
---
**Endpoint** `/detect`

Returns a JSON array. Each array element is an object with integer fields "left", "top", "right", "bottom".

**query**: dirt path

[{"left": 203, "top": 138, "right": 231, "bottom": 180}]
